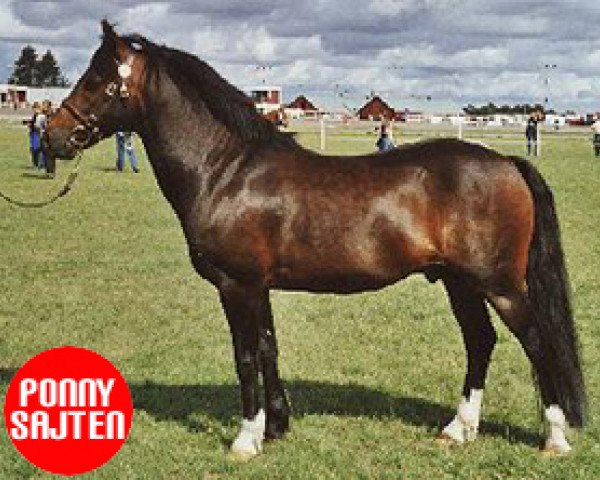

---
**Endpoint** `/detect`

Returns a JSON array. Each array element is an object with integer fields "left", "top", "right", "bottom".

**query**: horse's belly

[
  {"left": 269, "top": 249, "right": 415, "bottom": 293},
  {"left": 271, "top": 268, "right": 406, "bottom": 294},
  {"left": 271, "top": 224, "right": 436, "bottom": 293}
]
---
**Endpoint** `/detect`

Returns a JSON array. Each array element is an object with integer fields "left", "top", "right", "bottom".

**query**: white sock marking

[
  {"left": 544, "top": 405, "right": 571, "bottom": 454},
  {"left": 442, "top": 389, "right": 483, "bottom": 443},
  {"left": 230, "top": 409, "right": 266, "bottom": 458}
]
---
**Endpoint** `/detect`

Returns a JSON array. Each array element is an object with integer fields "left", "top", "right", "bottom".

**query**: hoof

[
  {"left": 228, "top": 409, "right": 265, "bottom": 462},
  {"left": 264, "top": 417, "right": 289, "bottom": 441},
  {"left": 541, "top": 443, "right": 571, "bottom": 458},
  {"left": 540, "top": 448, "right": 568, "bottom": 458},
  {"left": 229, "top": 434, "right": 262, "bottom": 462},
  {"left": 264, "top": 428, "right": 286, "bottom": 441},
  {"left": 435, "top": 432, "right": 461, "bottom": 446},
  {"left": 227, "top": 448, "right": 259, "bottom": 463}
]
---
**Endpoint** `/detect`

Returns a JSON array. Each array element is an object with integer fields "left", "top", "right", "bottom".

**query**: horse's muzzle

[{"left": 44, "top": 128, "right": 78, "bottom": 160}]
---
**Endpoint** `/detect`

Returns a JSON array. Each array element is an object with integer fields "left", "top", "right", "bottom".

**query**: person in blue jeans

[
  {"left": 116, "top": 131, "right": 139, "bottom": 172},
  {"left": 28, "top": 102, "right": 47, "bottom": 169}
]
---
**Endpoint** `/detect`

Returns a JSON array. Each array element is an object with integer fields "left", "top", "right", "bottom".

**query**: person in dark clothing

[
  {"left": 27, "top": 102, "right": 43, "bottom": 168},
  {"left": 41, "top": 100, "right": 56, "bottom": 178},
  {"left": 525, "top": 114, "right": 538, "bottom": 156},
  {"left": 376, "top": 123, "right": 395, "bottom": 152}
]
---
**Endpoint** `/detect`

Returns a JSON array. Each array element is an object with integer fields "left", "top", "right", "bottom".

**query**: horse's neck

[{"left": 138, "top": 77, "right": 246, "bottom": 219}]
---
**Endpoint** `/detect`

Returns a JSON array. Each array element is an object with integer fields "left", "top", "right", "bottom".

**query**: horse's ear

[{"left": 101, "top": 19, "right": 118, "bottom": 44}]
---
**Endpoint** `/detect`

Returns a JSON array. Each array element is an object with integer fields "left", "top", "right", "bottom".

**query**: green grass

[{"left": 1, "top": 122, "right": 599, "bottom": 479}]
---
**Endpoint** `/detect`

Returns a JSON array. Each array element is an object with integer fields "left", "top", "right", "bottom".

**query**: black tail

[{"left": 513, "top": 157, "right": 586, "bottom": 427}]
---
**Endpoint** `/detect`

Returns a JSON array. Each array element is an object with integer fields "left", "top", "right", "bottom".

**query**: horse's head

[{"left": 46, "top": 20, "right": 147, "bottom": 159}]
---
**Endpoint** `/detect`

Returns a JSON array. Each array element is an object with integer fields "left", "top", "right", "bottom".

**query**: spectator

[
  {"left": 28, "top": 102, "right": 43, "bottom": 168},
  {"left": 116, "top": 131, "right": 139, "bottom": 173},
  {"left": 376, "top": 123, "right": 395, "bottom": 152},
  {"left": 42, "top": 100, "right": 56, "bottom": 178},
  {"left": 592, "top": 118, "right": 600, "bottom": 157},
  {"left": 525, "top": 114, "right": 538, "bottom": 156},
  {"left": 34, "top": 101, "right": 49, "bottom": 170}
]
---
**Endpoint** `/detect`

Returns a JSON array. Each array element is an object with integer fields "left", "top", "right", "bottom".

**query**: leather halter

[
  {"left": 62, "top": 101, "right": 101, "bottom": 149},
  {"left": 62, "top": 55, "right": 134, "bottom": 149}
]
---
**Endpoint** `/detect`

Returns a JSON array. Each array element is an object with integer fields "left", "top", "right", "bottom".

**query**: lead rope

[{"left": 0, "top": 150, "right": 82, "bottom": 208}]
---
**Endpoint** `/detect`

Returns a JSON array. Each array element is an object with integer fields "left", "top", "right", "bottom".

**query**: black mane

[{"left": 124, "top": 35, "right": 295, "bottom": 147}]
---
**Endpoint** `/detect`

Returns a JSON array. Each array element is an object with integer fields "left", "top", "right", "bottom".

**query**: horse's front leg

[
  {"left": 219, "top": 280, "right": 265, "bottom": 461},
  {"left": 257, "top": 290, "right": 290, "bottom": 440}
]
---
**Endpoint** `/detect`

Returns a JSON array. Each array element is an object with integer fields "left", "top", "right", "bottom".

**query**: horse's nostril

[{"left": 68, "top": 126, "right": 92, "bottom": 149}]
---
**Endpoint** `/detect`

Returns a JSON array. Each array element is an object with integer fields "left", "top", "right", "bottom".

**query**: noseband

[
  {"left": 61, "top": 102, "right": 101, "bottom": 149},
  {"left": 62, "top": 55, "right": 134, "bottom": 149}
]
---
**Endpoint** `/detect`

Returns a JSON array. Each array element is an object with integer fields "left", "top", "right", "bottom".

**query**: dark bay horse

[{"left": 45, "top": 21, "right": 585, "bottom": 459}]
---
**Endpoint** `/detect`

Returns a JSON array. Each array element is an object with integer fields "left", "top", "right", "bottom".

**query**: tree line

[
  {"left": 8, "top": 45, "right": 70, "bottom": 88},
  {"left": 462, "top": 102, "right": 556, "bottom": 116}
]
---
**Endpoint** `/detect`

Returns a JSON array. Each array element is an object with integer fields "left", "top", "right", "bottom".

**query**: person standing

[
  {"left": 34, "top": 101, "right": 49, "bottom": 170},
  {"left": 525, "top": 114, "right": 538, "bottom": 156},
  {"left": 28, "top": 102, "right": 42, "bottom": 168},
  {"left": 376, "top": 123, "right": 395, "bottom": 152},
  {"left": 42, "top": 100, "right": 56, "bottom": 178},
  {"left": 115, "top": 131, "right": 139, "bottom": 173},
  {"left": 591, "top": 118, "right": 600, "bottom": 157}
]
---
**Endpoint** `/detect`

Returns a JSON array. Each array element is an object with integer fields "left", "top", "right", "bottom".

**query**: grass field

[{"left": 0, "top": 121, "right": 599, "bottom": 479}]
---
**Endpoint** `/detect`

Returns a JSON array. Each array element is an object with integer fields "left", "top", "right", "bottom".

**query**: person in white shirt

[{"left": 591, "top": 119, "right": 600, "bottom": 157}]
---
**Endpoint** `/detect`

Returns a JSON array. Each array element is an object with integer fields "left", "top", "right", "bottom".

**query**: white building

[
  {"left": 244, "top": 86, "right": 282, "bottom": 115},
  {"left": 0, "top": 84, "right": 27, "bottom": 107},
  {"left": 27, "top": 87, "right": 71, "bottom": 106},
  {"left": 0, "top": 85, "right": 70, "bottom": 108},
  {"left": 545, "top": 114, "right": 566, "bottom": 128}
]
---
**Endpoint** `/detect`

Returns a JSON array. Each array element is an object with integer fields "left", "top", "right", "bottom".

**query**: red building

[
  {"left": 357, "top": 96, "right": 396, "bottom": 121},
  {"left": 286, "top": 95, "right": 320, "bottom": 119},
  {"left": 287, "top": 95, "right": 317, "bottom": 111}
]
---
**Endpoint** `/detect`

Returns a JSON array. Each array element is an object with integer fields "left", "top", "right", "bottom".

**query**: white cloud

[
  {"left": 1, "top": 0, "right": 600, "bottom": 112},
  {"left": 449, "top": 47, "right": 509, "bottom": 68}
]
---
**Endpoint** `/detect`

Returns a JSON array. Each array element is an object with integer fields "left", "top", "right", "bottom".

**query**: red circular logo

[{"left": 4, "top": 346, "right": 133, "bottom": 476}]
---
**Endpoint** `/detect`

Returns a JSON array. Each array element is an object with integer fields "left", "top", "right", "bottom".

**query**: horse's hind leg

[
  {"left": 439, "top": 275, "right": 497, "bottom": 444},
  {"left": 486, "top": 286, "right": 571, "bottom": 455},
  {"left": 257, "top": 290, "right": 290, "bottom": 440}
]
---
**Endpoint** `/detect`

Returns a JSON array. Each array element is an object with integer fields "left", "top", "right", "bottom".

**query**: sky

[{"left": 1, "top": 0, "right": 599, "bottom": 113}]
